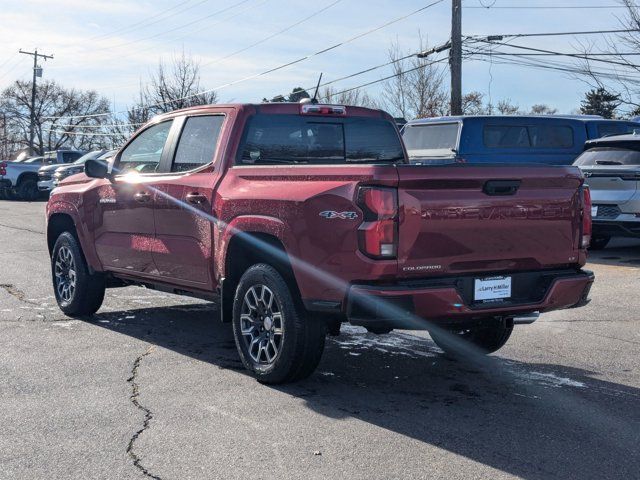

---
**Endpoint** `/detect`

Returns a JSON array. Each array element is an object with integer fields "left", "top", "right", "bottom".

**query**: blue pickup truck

[{"left": 402, "top": 115, "right": 640, "bottom": 165}]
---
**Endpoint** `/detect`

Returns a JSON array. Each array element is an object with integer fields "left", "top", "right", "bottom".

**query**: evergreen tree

[{"left": 580, "top": 88, "right": 620, "bottom": 119}]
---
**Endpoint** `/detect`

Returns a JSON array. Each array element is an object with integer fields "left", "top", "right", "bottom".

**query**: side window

[
  {"left": 118, "top": 121, "right": 173, "bottom": 174},
  {"left": 597, "top": 123, "right": 632, "bottom": 138},
  {"left": 345, "top": 119, "right": 404, "bottom": 162},
  {"left": 172, "top": 115, "right": 224, "bottom": 172},
  {"left": 528, "top": 125, "right": 573, "bottom": 148},
  {"left": 484, "top": 125, "right": 530, "bottom": 148}
]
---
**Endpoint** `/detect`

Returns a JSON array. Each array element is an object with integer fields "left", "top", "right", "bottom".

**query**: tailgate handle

[{"left": 483, "top": 180, "right": 521, "bottom": 196}]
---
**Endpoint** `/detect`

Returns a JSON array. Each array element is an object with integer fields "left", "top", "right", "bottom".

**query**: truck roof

[
  {"left": 155, "top": 102, "right": 391, "bottom": 120},
  {"left": 406, "top": 115, "right": 640, "bottom": 125}
]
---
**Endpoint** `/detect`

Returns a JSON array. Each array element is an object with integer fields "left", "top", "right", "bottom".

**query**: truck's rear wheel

[
  {"left": 52, "top": 232, "right": 106, "bottom": 316},
  {"left": 430, "top": 317, "right": 513, "bottom": 355},
  {"left": 232, "top": 264, "right": 326, "bottom": 384}
]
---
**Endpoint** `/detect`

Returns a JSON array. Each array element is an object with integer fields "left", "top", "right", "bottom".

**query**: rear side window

[
  {"left": 402, "top": 123, "right": 459, "bottom": 156},
  {"left": 484, "top": 125, "right": 573, "bottom": 149},
  {"left": 172, "top": 115, "right": 224, "bottom": 172},
  {"left": 237, "top": 114, "right": 403, "bottom": 165},
  {"left": 574, "top": 147, "right": 640, "bottom": 166}
]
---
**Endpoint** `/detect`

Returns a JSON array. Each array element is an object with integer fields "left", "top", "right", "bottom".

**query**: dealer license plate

[{"left": 474, "top": 276, "right": 512, "bottom": 302}]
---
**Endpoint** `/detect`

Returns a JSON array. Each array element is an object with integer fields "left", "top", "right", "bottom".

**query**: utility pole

[
  {"left": 18, "top": 48, "right": 53, "bottom": 154},
  {"left": 450, "top": 0, "right": 462, "bottom": 115}
]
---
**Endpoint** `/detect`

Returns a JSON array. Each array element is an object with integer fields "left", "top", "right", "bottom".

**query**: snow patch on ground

[
  {"left": 516, "top": 371, "right": 586, "bottom": 388},
  {"left": 332, "top": 324, "right": 436, "bottom": 359}
]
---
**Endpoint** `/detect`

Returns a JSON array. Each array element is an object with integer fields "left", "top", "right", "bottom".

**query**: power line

[
  {"left": 467, "top": 28, "right": 640, "bottom": 39},
  {"left": 471, "top": 39, "right": 640, "bottom": 68},
  {"left": 89, "top": 0, "right": 211, "bottom": 42},
  {"left": 464, "top": 3, "right": 631, "bottom": 9},
  {"left": 44, "top": 0, "right": 445, "bottom": 121},
  {"left": 95, "top": 0, "right": 253, "bottom": 52},
  {"left": 199, "top": 0, "right": 343, "bottom": 68}
]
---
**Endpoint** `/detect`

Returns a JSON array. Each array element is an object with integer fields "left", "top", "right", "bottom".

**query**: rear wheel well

[
  {"left": 47, "top": 214, "right": 77, "bottom": 254},
  {"left": 222, "top": 232, "right": 301, "bottom": 321}
]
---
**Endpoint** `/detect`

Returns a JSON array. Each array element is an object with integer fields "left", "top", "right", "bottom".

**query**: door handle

[
  {"left": 133, "top": 191, "right": 151, "bottom": 203},
  {"left": 186, "top": 192, "right": 207, "bottom": 205}
]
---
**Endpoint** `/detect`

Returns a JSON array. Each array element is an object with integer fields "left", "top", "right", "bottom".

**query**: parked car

[
  {"left": 46, "top": 103, "right": 594, "bottom": 383},
  {"left": 574, "top": 133, "right": 640, "bottom": 249},
  {"left": 0, "top": 150, "right": 84, "bottom": 200},
  {"left": 39, "top": 150, "right": 109, "bottom": 193},
  {"left": 402, "top": 115, "right": 640, "bottom": 165},
  {"left": 51, "top": 149, "right": 117, "bottom": 189}
]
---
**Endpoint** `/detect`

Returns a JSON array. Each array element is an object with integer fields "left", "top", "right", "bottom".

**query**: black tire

[
  {"left": 17, "top": 177, "right": 38, "bottom": 201},
  {"left": 232, "top": 263, "right": 326, "bottom": 384},
  {"left": 0, "top": 189, "right": 6, "bottom": 200},
  {"left": 366, "top": 326, "right": 393, "bottom": 335},
  {"left": 589, "top": 236, "right": 611, "bottom": 250},
  {"left": 51, "top": 231, "right": 106, "bottom": 317},
  {"left": 430, "top": 317, "right": 513, "bottom": 355}
]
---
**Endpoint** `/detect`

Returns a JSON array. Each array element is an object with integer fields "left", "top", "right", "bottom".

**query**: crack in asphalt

[
  {"left": 0, "top": 283, "right": 40, "bottom": 306},
  {"left": 0, "top": 222, "right": 44, "bottom": 235},
  {"left": 127, "top": 346, "right": 163, "bottom": 480}
]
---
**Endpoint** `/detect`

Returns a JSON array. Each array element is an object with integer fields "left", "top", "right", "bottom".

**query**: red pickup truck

[{"left": 46, "top": 102, "right": 594, "bottom": 383}]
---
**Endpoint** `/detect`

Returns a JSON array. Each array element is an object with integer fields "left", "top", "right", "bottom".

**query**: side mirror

[{"left": 85, "top": 159, "right": 110, "bottom": 179}]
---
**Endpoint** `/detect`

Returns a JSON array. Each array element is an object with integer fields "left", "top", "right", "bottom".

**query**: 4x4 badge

[{"left": 319, "top": 211, "right": 358, "bottom": 220}]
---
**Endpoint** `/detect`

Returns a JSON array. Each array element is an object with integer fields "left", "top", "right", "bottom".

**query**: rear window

[
  {"left": 237, "top": 114, "right": 404, "bottom": 165},
  {"left": 402, "top": 123, "right": 459, "bottom": 158},
  {"left": 574, "top": 147, "right": 640, "bottom": 166},
  {"left": 483, "top": 125, "right": 573, "bottom": 149},
  {"left": 597, "top": 123, "right": 636, "bottom": 138}
]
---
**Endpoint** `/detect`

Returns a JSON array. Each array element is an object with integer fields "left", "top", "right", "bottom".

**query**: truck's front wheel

[
  {"left": 232, "top": 264, "right": 326, "bottom": 384},
  {"left": 430, "top": 317, "right": 513, "bottom": 355},
  {"left": 52, "top": 232, "right": 106, "bottom": 316}
]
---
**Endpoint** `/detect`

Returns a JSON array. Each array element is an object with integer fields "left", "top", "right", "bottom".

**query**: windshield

[
  {"left": 402, "top": 123, "right": 459, "bottom": 159},
  {"left": 574, "top": 147, "right": 640, "bottom": 166},
  {"left": 73, "top": 150, "right": 105, "bottom": 165},
  {"left": 237, "top": 114, "right": 404, "bottom": 165}
]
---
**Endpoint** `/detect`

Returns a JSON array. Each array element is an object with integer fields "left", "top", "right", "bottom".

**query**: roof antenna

[{"left": 311, "top": 72, "right": 323, "bottom": 104}]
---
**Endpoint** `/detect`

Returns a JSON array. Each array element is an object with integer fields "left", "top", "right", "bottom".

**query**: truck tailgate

[{"left": 396, "top": 164, "right": 584, "bottom": 278}]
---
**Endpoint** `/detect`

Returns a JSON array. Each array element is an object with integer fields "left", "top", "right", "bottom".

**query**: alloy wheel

[
  {"left": 54, "top": 246, "right": 76, "bottom": 303},
  {"left": 240, "top": 284, "right": 284, "bottom": 365}
]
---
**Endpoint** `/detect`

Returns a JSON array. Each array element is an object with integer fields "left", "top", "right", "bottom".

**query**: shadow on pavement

[
  {"left": 85, "top": 303, "right": 640, "bottom": 480},
  {"left": 587, "top": 238, "right": 640, "bottom": 267}
]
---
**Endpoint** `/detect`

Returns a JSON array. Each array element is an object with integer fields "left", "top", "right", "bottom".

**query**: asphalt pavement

[{"left": 1, "top": 199, "right": 638, "bottom": 480}]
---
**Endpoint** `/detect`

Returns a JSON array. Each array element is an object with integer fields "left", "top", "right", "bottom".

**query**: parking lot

[{"left": 1, "top": 198, "right": 639, "bottom": 480}]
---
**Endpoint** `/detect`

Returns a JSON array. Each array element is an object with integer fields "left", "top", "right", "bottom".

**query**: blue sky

[{"left": 0, "top": 0, "right": 631, "bottom": 117}]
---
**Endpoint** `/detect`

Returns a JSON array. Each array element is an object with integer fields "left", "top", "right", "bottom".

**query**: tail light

[
  {"left": 580, "top": 185, "right": 592, "bottom": 249},
  {"left": 0, "top": 161, "right": 6, "bottom": 176},
  {"left": 357, "top": 186, "right": 398, "bottom": 259}
]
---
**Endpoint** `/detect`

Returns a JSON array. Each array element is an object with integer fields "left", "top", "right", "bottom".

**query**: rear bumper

[
  {"left": 345, "top": 269, "right": 594, "bottom": 330},
  {"left": 593, "top": 218, "right": 640, "bottom": 238}
]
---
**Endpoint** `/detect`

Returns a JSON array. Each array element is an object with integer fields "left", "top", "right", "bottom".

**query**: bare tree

[
  {"left": 530, "top": 104, "right": 558, "bottom": 115},
  {"left": 319, "top": 86, "right": 379, "bottom": 108},
  {"left": 382, "top": 38, "right": 448, "bottom": 120},
  {"left": 495, "top": 99, "right": 520, "bottom": 115},
  {"left": 138, "top": 51, "right": 218, "bottom": 117},
  {"left": 0, "top": 79, "right": 112, "bottom": 154}
]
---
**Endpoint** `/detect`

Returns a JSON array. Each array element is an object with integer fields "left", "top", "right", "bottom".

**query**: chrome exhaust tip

[{"left": 512, "top": 312, "right": 540, "bottom": 325}]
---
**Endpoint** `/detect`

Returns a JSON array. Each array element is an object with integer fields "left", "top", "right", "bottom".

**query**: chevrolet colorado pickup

[{"left": 46, "top": 102, "right": 594, "bottom": 383}]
